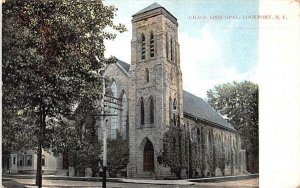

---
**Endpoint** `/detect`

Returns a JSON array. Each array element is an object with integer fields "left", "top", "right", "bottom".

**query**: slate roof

[
  {"left": 133, "top": 2, "right": 163, "bottom": 16},
  {"left": 114, "top": 59, "right": 235, "bottom": 131},
  {"left": 183, "top": 91, "right": 236, "bottom": 131},
  {"left": 117, "top": 59, "right": 130, "bottom": 72}
]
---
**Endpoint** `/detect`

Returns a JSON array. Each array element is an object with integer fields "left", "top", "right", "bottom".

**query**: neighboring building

[
  {"left": 3, "top": 3, "right": 246, "bottom": 179},
  {"left": 2, "top": 149, "right": 58, "bottom": 174}
]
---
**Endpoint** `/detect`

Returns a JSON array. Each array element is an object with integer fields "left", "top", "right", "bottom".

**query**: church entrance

[{"left": 143, "top": 140, "right": 154, "bottom": 171}]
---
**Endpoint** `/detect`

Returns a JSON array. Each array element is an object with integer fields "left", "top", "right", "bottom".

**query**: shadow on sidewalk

[{"left": 2, "top": 179, "right": 27, "bottom": 188}]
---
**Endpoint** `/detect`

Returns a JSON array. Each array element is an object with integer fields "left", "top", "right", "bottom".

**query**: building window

[
  {"left": 149, "top": 96, "right": 154, "bottom": 124},
  {"left": 140, "top": 97, "right": 145, "bottom": 125},
  {"left": 150, "top": 32, "right": 155, "bottom": 57},
  {"left": 166, "top": 33, "right": 169, "bottom": 59},
  {"left": 173, "top": 98, "right": 177, "bottom": 110},
  {"left": 26, "top": 155, "right": 32, "bottom": 166},
  {"left": 110, "top": 81, "right": 117, "bottom": 139},
  {"left": 141, "top": 34, "right": 146, "bottom": 60},
  {"left": 170, "top": 38, "right": 174, "bottom": 61},
  {"left": 42, "top": 155, "right": 46, "bottom": 166},
  {"left": 169, "top": 97, "right": 172, "bottom": 124},
  {"left": 145, "top": 68, "right": 149, "bottom": 83},
  {"left": 173, "top": 113, "right": 176, "bottom": 126},
  {"left": 121, "top": 92, "right": 128, "bottom": 139},
  {"left": 18, "top": 154, "right": 24, "bottom": 166},
  {"left": 13, "top": 156, "right": 16, "bottom": 165}
]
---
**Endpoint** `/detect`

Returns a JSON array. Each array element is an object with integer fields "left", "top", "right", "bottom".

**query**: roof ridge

[
  {"left": 133, "top": 2, "right": 163, "bottom": 16},
  {"left": 183, "top": 90, "right": 236, "bottom": 131}
]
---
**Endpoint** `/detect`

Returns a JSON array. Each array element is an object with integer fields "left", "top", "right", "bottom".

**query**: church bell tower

[{"left": 127, "top": 2, "right": 184, "bottom": 178}]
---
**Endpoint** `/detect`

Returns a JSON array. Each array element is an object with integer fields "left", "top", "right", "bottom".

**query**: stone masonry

[{"left": 101, "top": 3, "right": 247, "bottom": 179}]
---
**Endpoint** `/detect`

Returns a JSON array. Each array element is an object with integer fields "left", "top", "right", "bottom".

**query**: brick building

[{"left": 101, "top": 3, "right": 247, "bottom": 179}]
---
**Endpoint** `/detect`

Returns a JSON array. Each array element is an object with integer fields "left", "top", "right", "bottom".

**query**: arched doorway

[{"left": 143, "top": 140, "right": 154, "bottom": 171}]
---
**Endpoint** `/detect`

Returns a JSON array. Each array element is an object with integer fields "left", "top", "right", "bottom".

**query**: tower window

[
  {"left": 146, "top": 68, "right": 149, "bottom": 83},
  {"left": 141, "top": 34, "right": 146, "bottom": 60},
  {"left": 171, "top": 38, "right": 174, "bottom": 61},
  {"left": 166, "top": 33, "right": 169, "bottom": 59},
  {"left": 149, "top": 96, "right": 154, "bottom": 124},
  {"left": 150, "top": 32, "right": 155, "bottom": 57},
  {"left": 140, "top": 97, "right": 145, "bottom": 125},
  {"left": 169, "top": 97, "right": 172, "bottom": 124},
  {"left": 173, "top": 98, "right": 177, "bottom": 110}
]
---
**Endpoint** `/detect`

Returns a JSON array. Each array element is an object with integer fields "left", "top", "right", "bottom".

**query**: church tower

[{"left": 127, "top": 3, "right": 184, "bottom": 178}]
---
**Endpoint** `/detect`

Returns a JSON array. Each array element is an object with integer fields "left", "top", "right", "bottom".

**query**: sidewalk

[{"left": 3, "top": 173, "right": 258, "bottom": 187}]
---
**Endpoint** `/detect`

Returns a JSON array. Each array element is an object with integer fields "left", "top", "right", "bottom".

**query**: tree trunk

[
  {"left": 36, "top": 143, "right": 42, "bottom": 187},
  {"left": 36, "top": 101, "right": 45, "bottom": 188}
]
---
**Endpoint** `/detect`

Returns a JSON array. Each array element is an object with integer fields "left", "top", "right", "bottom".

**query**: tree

[
  {"left": 51, "top": 99, "right": 102, "bottom": 177},
  {"left": 2, "top": 0, "right": 125, "bottom": 187},
  {"left": 160, "top": 125, "right": 187, "bottom": 179},
  {"left": 107, "top": 139, "right": 129, "bottom": 177},
  {"left": 206, "top": 81, "right": 258, "bottom": 173}
]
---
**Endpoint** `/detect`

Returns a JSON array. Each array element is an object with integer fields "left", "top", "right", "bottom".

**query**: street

[{"left": 3, "top": 178, "right": 259, "bottom": 188}]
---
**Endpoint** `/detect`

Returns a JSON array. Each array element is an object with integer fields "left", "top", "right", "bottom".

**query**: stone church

[
  {"left": 3, "top": 2, "right": 246, "bottom": 179},
  {"left": 102, "top": 3, "right": 247, "bottom": 179}
]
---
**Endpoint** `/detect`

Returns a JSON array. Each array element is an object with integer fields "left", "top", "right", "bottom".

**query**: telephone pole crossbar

[{"left": 104, "top": 100, "right": 123, "bottom": 106}]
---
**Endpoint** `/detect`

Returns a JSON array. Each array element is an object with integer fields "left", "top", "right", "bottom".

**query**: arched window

[
  {"left": 145, "top": 68, "right": 149, "bottom": 83},
  {"left": 26, "top": 155, "right": 32, "bottom": 166},
  {"left": 121, "top": 92, "right": 127, "bottom": 139},
  {"left": 173, "top": 98, "right": 177, "bottom": 110},
  {"left": 141, "top": 34, "right": 146, "bottom": 60},
  {"left": 149, "top": 96, "right": 154, "bottom": 124},
  {"left": 197, "top": 128, "right": 201, "bottom": 143},
  {"left": 150, "top": 32, "right": 155, "bottom": 57},
  {"left": 166, "top": 33, "right": 169, "bottom": 59},
  {"left": 110, "top": 81, "right": 117, "bottom": 139},
  {"left": 173, "top": 98, "right": 177, "bottom": 126},
  {"left": 169, "top": 97, "right": 172, "bottom": 124},
  {"left": 170, "top": 37, "right": 174, "bottom": 61},
  {"left": 140, "top": 97, "right": 145, "bottom": 125}
]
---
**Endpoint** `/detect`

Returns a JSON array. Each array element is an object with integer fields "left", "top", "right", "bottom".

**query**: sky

[{"left": 103, "top": 0, "right": 259, "bottom": 99}]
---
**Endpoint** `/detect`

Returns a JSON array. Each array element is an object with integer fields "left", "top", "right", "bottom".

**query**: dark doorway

[{"left": 143, "top": 140, "right": 154, "bottom": 171}]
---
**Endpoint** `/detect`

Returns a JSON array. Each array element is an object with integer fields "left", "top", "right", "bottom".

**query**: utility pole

[
  {"left": 96, "top": 56, "right": 122, "bottom": 188},
  {"left": 101, "top": 74, "right": 107, "bottom": 188},
  {"left": 98, "top": 57, "right": 108, "bottom": 188}
]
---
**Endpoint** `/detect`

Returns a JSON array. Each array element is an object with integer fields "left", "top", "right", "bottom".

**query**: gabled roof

[
  {"left": 183, "top": 91, "right": 236, "bottom": 131},
  {"left": 133, "top": 2, "right": 163, "bottom": 16},
  {"left": 113, "top": 59, "right": 236, "bottom": 131},
  {"left": 116, "top": 59, "right": 130, "bottom": 72}
]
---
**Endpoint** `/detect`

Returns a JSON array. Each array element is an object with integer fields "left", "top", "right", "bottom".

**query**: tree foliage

[
  {"left": 2, "top": 0, "right": 126, "bottom": 184},
  {"left": 206, "top": 81, "right": 259, "bottom": 172},
  {"left": 51, "top": 99, "right": 101, "bottom": 177},
  {"left": 107, "top": 139, "right": 129, "bottom": 177},
  {"left": 2, "top": 0, "right": 125, "bottom": 154},
  {"left": 161, "top": 125, "right": 187, "bottom": 179}
]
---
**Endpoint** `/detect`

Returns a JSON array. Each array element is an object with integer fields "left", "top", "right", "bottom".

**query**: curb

[
  {"left": 189, "top": 174, "right": 259, "bottom": 183},
  {"left": 3, "top": 173, "right": 258, "bottom": 185}
]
